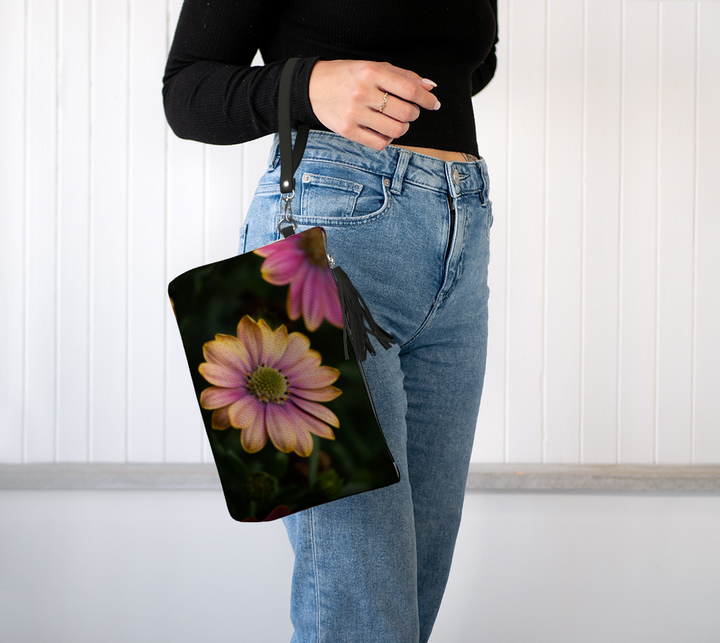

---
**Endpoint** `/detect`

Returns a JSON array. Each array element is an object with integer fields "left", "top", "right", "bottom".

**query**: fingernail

[
  {"left": 422, "top": 78, "right": 437, "bottom": 87},
  {"left": 433, "top": 100, "right": 441, "bottom": 110}
]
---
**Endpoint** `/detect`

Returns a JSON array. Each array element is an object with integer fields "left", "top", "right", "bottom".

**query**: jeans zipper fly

[{"left": 444, "top": 192, "right": 455, "bottom": 269}]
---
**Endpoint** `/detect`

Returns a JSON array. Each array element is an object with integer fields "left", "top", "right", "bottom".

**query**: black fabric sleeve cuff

[{"left": 290, "top": 55, "right": 324, "bottom": 129}]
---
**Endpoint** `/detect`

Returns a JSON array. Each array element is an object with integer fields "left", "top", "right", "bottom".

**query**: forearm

[{"left": 162, "top": 55, "right": 323, "bottom": 145}]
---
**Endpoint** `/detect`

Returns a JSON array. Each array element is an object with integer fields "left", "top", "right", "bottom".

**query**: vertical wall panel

[
  {"left": 656, "top": 4, "right": 697, "bottom": 464},
  {"left": 506, "top": 0, "right": 547, "bottom": 462},
  {"left": 0, "top": 0, "right": 27, "bottom": 463},
  {"left": 544, "top": 0, "right": 585, "bottom": 463},
  {"left": 57, "top": 0, "right": 91, "bottom": 462},
  {"left": 694, "top": 3, "right": 720, "bottom": 464},
  {"left": 582, "top": 0, "right": 623, "bottom": 464},
  {"left": 89, "top": 0, "right": 129, "bottom": 462},
  {"left": 620, "top": 4, "right": 660, "bottom": 464},
  {"left": 472, "top": 0, "right": 509, "bottom": 464},
  {"left": 25, "top": 0, "right": 58, "bottom": 463},
  {"left": 164, "top": 0, "right": 207, "bottom": 463},
  {"left": 204, "top": 146, "right": 244, "bottom": 275},
  {"left": 126, "top": 0, "right": 171, "bottom": 462}
]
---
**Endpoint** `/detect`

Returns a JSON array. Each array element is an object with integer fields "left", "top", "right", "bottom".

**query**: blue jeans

[{"left": 239, "top": 129, "right": 493, "bottom": 643}]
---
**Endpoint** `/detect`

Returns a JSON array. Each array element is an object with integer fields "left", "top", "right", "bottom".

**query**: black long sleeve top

[{"left": 162, "top": 0, "right": 498, "bottom": 159}]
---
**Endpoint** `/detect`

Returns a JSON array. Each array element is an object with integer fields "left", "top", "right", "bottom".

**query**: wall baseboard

[
  {"left": 1, "top": 463, "right": 719, "bottom": 492},
  {"left": 466, "top": 463, "right": 720, "bottom": 492}
]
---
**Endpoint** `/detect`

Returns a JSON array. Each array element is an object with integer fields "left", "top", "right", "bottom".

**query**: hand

[{"left": 307, "top": 59, "right": 440, "bottom": 151}]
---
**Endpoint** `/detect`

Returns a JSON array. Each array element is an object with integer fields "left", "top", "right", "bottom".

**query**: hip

[{"left": 239, "top": 129, "right": 494, "bottom": 347}]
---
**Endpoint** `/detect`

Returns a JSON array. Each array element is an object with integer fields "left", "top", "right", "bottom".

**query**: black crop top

[{"left": 162, "top": 0, "right": 498, "bottom": 159}]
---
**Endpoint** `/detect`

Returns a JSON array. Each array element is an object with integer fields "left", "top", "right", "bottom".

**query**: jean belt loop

[
  {"left": 390, "top": 148, "right": 411, "bottom": 196},
  {"left": 479, "top": 158, "right": 490, "bottom": 202}
]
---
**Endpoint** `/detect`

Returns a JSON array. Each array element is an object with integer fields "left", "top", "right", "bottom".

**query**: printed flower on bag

[
  {"left": 254, "top": 227, "right": 343, "bottom": 331},
  {"left": 198, "top": 315, "right": 342, "bottom": 457},
  {"left": 241, "top": 504, "right": 292, "bottom": 522}
]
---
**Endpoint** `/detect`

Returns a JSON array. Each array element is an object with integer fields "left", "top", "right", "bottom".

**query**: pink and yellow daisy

[
  {"left": 198, "top": 315, "right": 342, "bottom": 457},
  {"left": 254, "top": 227, "right": 343, "bottom": 331}
]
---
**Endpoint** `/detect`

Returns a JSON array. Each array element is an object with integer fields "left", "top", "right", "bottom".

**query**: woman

[{"left": 163, "top": 2, "right": 498, "bottom": 641}]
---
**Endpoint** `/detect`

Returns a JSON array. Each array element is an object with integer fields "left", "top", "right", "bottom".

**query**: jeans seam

[
  {"left": 401, "top": 199, "right": 473, "bottom": 349},
  {"left": 310, "top": 507, "right": 321, "bottom": 643},
  {"left": 294, "top": 156, "right": 387, "bottom": 179},
  {"left": 451, "top": 203, "right": 471, "bottom": 291},
  {"left": 485, "top": 199, "right": 494, "bottom": 241},
  {"left": 399, "top": 295, "right": 443, "bottom": 351},
  {"left": 239, "top": 222, "right": 248, "bottom": 254}
]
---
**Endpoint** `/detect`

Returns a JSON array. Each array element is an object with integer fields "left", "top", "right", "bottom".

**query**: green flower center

[
  {"left": 298, "top": 227, "right": 327, "bottom": 267},
  {"left": 246, "top": 364, "right": 288, "bottom": 403}
]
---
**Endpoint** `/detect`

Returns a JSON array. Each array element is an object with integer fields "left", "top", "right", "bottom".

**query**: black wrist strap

[
  {"left": 277, "top": 58, "right": 397, "bottom": 361},
  {"left": 279, "top": 57, "right": 310, "bottom": 195}
]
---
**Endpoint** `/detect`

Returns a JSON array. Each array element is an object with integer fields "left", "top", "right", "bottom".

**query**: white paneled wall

[
  {"left": 473, "top": 0, "right": 720, "bottom": 465},
  {"left": 1, "top": 0, "right": 719, "bottom": 466}
]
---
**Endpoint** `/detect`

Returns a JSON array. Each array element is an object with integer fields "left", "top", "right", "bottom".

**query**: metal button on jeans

[{"left": 453, "top": 167, "right": 461, "bottom": 185}]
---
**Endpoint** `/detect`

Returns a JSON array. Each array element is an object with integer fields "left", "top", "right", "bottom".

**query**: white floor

[{"left": 1, "top": 489, "right": 719, "bottom": 643}]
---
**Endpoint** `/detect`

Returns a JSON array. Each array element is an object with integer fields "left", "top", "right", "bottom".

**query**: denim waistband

[{"left": 266, "top": 129, "right": 490, "bottom": 200}]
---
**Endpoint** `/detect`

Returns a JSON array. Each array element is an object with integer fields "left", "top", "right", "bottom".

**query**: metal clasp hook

[{"left": 277, "top": 191, "right": 298, "bottom": 234}]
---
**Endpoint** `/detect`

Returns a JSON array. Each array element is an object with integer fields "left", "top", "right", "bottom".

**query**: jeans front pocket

[{"left": 295, "top": 162, "right": 392, "bottom": 227}]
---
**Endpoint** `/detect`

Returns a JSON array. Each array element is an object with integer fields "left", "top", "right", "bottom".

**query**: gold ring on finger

[{"left": 378, "top": 92, "right": 389, "bottom": 113}]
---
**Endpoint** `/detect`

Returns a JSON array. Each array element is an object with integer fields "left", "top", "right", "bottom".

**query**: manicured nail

[
  {"left": 422, "top": 78, "right": 437, "bottom": 87},
  {"left": 433, "top": 100, "right": 441, "bottom": 110}
]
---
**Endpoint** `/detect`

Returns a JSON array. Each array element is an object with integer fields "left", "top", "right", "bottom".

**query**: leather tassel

[{"left": 331, "top": 264, "right": 397, "bottom": 362}]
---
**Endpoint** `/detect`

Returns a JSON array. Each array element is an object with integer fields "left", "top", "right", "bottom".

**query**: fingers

[
  {"left": 365, "top": 110, "right": 410, "bottom": 144},
  {"left": 362, "top": 83, "right": 442, "bottom": 148},
  {"left": 352, "top": 125, "right": 395, "bottom": 152},
  {"left": 373, "top": 92, "right": 421, "bottom": 125},
  {"left": 371, "top": 61, "right": 440, "bottom": 113},
  {"left": 338, "top": 60, "right": 442, "bottom": 152}
]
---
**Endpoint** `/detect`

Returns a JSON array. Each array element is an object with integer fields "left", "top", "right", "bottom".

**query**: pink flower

[
  {"left": 198, "top": 315, "right": 342, "bottom": 457},
  {"left": 254, "top": 227, "right": 343, "bottom": 331}
]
